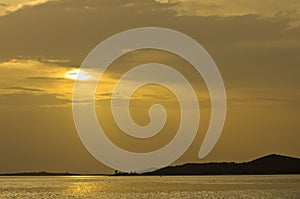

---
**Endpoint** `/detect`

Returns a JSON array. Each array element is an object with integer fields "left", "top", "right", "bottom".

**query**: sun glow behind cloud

[{"left": 66, "top": 69, "right": 92, "bottom": 81}]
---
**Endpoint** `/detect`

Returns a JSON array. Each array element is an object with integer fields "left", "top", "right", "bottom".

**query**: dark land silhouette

[
  {"left": 115, "top": 154, "right": 300, "bottom": 176},
  {"left": 1, "top": 154, "right": 299, "bottom": 176},
  {"left": 0, "top": 171, "right": 81, "bottom": 176},
  {"left": 143, "top": 154, "right": 300, "bottom": 175}
]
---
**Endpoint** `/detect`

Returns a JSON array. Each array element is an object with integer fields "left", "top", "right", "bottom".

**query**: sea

[{"left": 0, "top": 175, "right": 299, "bottom": 198}]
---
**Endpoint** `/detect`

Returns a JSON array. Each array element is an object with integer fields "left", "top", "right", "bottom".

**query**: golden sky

[{"left": 0, "top": 0, "right": 299, "bottom": 174}]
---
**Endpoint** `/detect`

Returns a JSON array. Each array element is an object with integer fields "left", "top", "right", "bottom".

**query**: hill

[{"left": 142, "top": 154, "right": 300, "bottom": 175}]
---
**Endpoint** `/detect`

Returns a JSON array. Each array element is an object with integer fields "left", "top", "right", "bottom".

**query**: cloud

[
  {"left": 0, "top": 0, "right": 56, "bottom": 17},
  {"left": 227, "top": 87, "right": 300, "bottom": 109},
  {"left": 0, "top": 3, "right": 8, "bottom": 7},
  {"left": 5, "top": 86, "right": 45, "bottom": 92},
  {"left": 155, "top": 0, "right": 300, "bottom": 29},
  {"left": 0, "top": 0, "right": 299, "bottom": 109},
  {"left": 44, "top": 59, "right": 70, "bottom": 63},
  {"left": 156, "top": 0, "right": 300, "bottom": 17},
  {"left": 0, "top": 59, "right": 74, "bottom": 101},
  {"left": 27, "top": 76, "right": 66, "bottom": 81},
  {"left": 96, "top": 92, "right": 113, "bottom": 97}
]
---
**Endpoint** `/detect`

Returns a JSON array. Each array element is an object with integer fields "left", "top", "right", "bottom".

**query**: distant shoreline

[
  {"left": 0, "top": 173, "right": 299, "bottom": 177},
  {"left": 1, "top": 154, "right": 299, "bottom": 176}
]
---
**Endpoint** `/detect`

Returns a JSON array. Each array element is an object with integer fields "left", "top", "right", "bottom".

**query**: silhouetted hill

[{"left": 142, "top": 154, "right": 300, "bottom": 175}]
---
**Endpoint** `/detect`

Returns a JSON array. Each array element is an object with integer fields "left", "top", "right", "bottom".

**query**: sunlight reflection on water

[{"left": 0, "top": 175, "right": 299, "bottom": 198}]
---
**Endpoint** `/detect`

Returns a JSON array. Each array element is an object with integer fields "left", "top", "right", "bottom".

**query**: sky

[{"left": 0, "top": 0, "right": 299, "bottom": 174}]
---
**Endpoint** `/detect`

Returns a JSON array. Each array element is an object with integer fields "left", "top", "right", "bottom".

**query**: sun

[{"left": 66, "top": 69, "right": 92, "bottom": 81}]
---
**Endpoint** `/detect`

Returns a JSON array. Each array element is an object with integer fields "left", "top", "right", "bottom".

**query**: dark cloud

[
  {"left": 96, "top": 92, "right": 113, "bottom": 97},
  {"left": 5, "top": 86, "right": 45, "bottom": 92},
  {"left": 228, "top": 94, "right": 300, "bottom": 109},
  {"left": 27, "top": 76, "right": 66, "bottom": 81}
]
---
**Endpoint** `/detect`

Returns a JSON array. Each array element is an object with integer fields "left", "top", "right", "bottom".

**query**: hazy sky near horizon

[{"left": 0, "top": 0, "right": 299, "bottom": 174}]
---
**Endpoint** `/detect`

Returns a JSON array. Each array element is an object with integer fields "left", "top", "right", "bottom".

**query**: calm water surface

[{"left": 0, "top": 175, "right": 299, "bottom": 198}]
